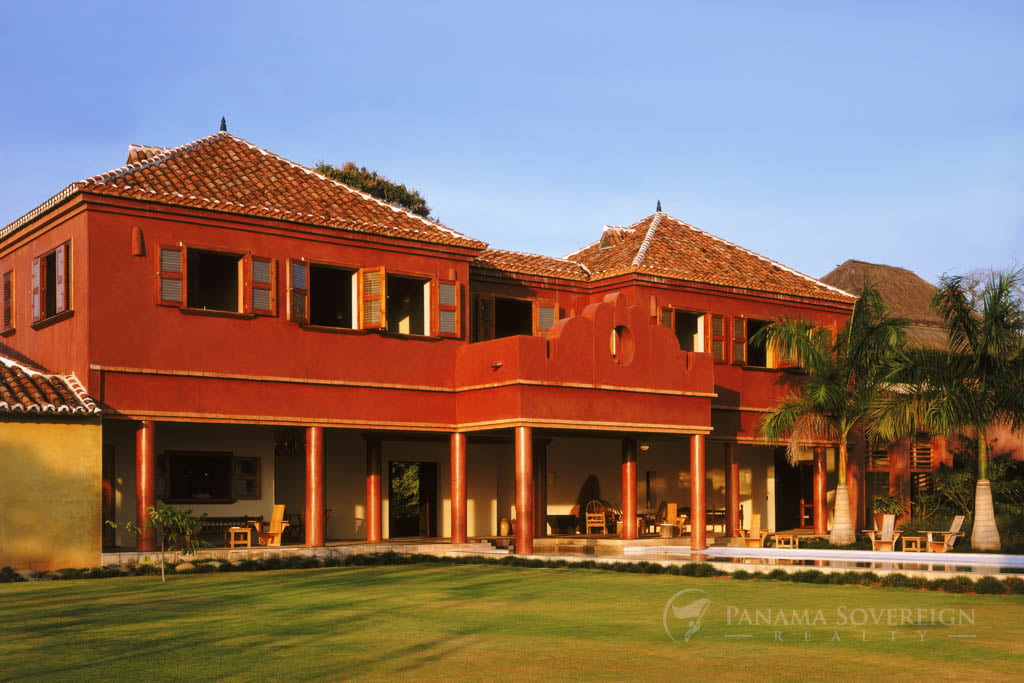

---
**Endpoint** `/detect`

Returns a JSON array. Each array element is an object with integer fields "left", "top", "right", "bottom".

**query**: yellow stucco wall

[{"left": 0, "top": 418, "right": 102, "bottom": 571}]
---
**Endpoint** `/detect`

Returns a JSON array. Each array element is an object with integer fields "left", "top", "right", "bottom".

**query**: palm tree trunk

[
  {"left": 829, "top": 439, "right": 856, "bottom": 545},
  {"left": 971, "top": 434, "right": 1001, "bottom": 550}
]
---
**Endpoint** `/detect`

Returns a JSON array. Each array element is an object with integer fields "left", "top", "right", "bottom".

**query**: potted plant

[{"left": 872, "top": 494, "right": 905, "bottom": 530}]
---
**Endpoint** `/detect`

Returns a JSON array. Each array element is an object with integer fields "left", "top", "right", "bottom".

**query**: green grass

[{"left": 3, "top": 564, "right": 1024, "bottom": 681}]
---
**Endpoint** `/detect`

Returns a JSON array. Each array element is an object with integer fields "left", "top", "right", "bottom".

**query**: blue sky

[{"left": 1, "top": 1, "right": 1021, "bottom": 282}]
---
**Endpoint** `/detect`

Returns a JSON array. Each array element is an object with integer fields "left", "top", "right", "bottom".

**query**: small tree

[
  {"left": 315, "top": 161, "right": 431, "bottom": 217},
  {"left": 107, "top": 506, "right": 206, "bottom": 582}
]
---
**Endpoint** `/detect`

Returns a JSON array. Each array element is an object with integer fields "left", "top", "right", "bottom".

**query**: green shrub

[{"left": 973, "top": 576, "right": 1008, "bottom": 594}]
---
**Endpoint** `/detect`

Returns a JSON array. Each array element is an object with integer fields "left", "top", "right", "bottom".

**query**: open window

[
  {"left": 158, "top": 246, "right": 275, "bottom": 316},
  {"left": 307, "top": 263, "right": 356, "bottom": 328},
  {"left": 32, "top": 243, "right": 70, "bottom": 324},
  {"left": 161, "top": 451, "right": 260, "bottom": 503},
  {"left": 385, "top": 274, "right": 429, "bottom": 335},
  {"left": 1, "top": 269, "right": 13, "bottom": 334},
  {"left": 660, "top": 307, "right": 706, "bottom": 352},
  {"left": 473, "top": 295, "right": 558, "bottom": 341},
  {"left": 745, "top": 319, "right": 771, "bottom": 367}
]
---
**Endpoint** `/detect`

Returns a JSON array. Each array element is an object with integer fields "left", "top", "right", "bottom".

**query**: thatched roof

[{"left": 820, "top": 260, "right": 947, "bottom": 349}]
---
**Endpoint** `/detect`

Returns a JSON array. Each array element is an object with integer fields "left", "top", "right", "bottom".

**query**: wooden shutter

[
  {"left": 660, "top": 307, "right": 674, "bottom": 329},
  {"left": 475, "top": 294, "right": 495, "bottom": 342},
  {"left": 534, "top": 300, "right": 557, "bottom": 337},
  {"left": 54, "top": 243, "right": 67, "bottom": 314},
  {"left": 248, "top": 256, "right": 276, "bottom": 316},
  {"left": 437, "top": 279, "right": 459, "bottom": 337},
  {"left": 31, "top": 256, "right": 41, "bottom": 321},
  {"left": 1, "top": 270, "right": 13, "bottom": 331},
  {"left": 710, "top": 314, "right": 726, "bottom": 362},
  {"left": 288, "top": 259, "right": 308, "bottom": 323},
  {"left": 158, "top": 246, "right": 184, "bottom": 306},
  {"left": 732, "top": 317, "right": 747, "bottom": 365},
  {"left": 359, "top": 266, "right": 386, "bottom": 329}
]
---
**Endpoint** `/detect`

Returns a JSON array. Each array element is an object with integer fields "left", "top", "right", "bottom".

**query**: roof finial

[
  {"left": 656, "top": 199, "right": 662, "bottom": 213},
  {"left": 219, "top": 117, "right": 227, "bottom": 132}
]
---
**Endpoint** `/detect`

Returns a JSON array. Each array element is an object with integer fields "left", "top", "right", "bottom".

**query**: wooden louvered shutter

[
  {"left": 248, "top": 256, "right": 275, "bottom": 316},
  {"left": 660, "top": 307, "right": 674, "bottom": 330},
  {"left": 710, "top": 314, "right": 726, "bottom": 362},
  {"left": 437, "top": 280, "right": 459, "bottom": 337},
  {"left": 157, "top": 246, "right": 184, "bottom": 306},
  {"left": 288, "top": 259, "right": 308, "bottom": 323},
  {"left": 733, "top": 317, "right": 747, "bottom": 365},
  {"left": 54, "top": 243, "right": 68, "bottom": 314},
  {"left": 359, "top": 266, "right": 386, "bottom": 329},
  {"left": 475, "top": 294, "right": 495, "bottom": 342},
  {"left": 32, "top": 256, "right": 41, "bottom": 321},
  {"left": 534, "top": 300, "right": 557, "bottom": 337},
  {"left": 2, "top": 270, "right": 13, "bottom": 332}
]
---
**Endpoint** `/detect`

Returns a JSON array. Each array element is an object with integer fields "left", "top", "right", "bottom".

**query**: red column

[
  {"left": 514, "top": 426, "right": 534, "bottom": 554},
  {"left": 813, "top": 446, "right": 828, "bottom": 534},
  {"left": 725, "top": 443, "right": 740, "bottom": 536},
  {"left": 534, "top": 440, "right": 548, "bottom": 538},
  {"left": 450, "top": 432, "right": 467, "bottom": 544},
  {"left": 620, "top": 439, "right": 638, "bottom": 539},
  {"left": 690, "top": 434, "right": 707, "bottom": 551},
  {"left": 135, "top": 420, "right": 156, "bottom": 552},
  {"left": 305, "top": 426, "right": 325, "bottom": 547},
  {"left": 365, "top": 436, "right": 382, "bottom": 542}
]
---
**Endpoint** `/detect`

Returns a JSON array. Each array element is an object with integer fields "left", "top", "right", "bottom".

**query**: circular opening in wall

[{"left": 609, "top": 325, "right": 635, "bottom": 366}]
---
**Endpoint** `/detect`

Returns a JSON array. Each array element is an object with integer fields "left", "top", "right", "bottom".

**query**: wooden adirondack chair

[
  {"left": 865, "top": 513, "right": 901, "bottom": 551},
  {"left": 743, "top": 513, "right": 769, "bottom": 548},
  {"left": 925, "top": 515, "right": 965, "bottom": 553},
  {"left": 251, "top": 504, "right": 290, "bottom": 547}
]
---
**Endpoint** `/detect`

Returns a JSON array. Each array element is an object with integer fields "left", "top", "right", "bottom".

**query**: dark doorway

[
  {"left": 773, "top": 448, "right": 801, "bottom": 531},
  {"left": 102, "top": 445, "right": 115, "bottom": 547},
  {"left": 388, "top": 461, "right": 438, "bottom": 537}
]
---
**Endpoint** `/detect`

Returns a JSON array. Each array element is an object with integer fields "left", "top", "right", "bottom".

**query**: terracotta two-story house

[{"left": 0, "top": 131, "right": 856, "bottom": 569}]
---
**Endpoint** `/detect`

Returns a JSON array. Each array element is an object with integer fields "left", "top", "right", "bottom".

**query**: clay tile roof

[
  {"left": 0, "top": 355, "right": 101, "bottom": 416},
  {"left": 473, "top": 249, "right": 590, "bottom": 281},
  {"left": 821, "top": 259, "right": 947, "bottom": 349},
  {"left": 2, "top": 132, "right": 486, "bottom": 250},
  {"left": 568, "top": 213, "right": 856, "bottom": 303}
]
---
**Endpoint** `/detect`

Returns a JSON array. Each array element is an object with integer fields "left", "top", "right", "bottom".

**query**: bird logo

[{"left": 663, "top": 589, "right": 712, "bottom": 643}]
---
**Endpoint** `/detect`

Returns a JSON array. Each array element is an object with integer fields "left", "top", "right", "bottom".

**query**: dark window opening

[
  {"left": 494, "top": 298, "right": 533, "bottom": 338},
  {"left": 674, "top": 311, "right": 703, "bottom": 352},
  {"left": 388, "top": 461, "right": 438, "bottom": 537},
  {"left": 309, "top": 264, "right": 354, "bottom": 327},
  {"left": 163, "top": 451, "right": 259, "bottom": 503},
  {"left": 187, "top": 249, "right": 241, "bottom": 312},
  {"left": 386, "top": 275, "right": 426, "bottom": 335},
  {"left": 43, "top": 251, "right": 58, "bottom": 317},
  {"left": 747, "top": 319, "right": 771, "bottom": 367}
]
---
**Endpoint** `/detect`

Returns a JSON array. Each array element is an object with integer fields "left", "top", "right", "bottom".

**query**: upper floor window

[
  {"left": 32, "top": 242, "right": 70, "bottom": 324},
  {"left": 158, "top": 245, "right": 276, "bottom": 316},
  {"left": 1, "top": 269, "right": 14, "bottom": 334},
  {"left": 473, "top": 295, "right": 557, "bottom": 341},
  {"left": 659, "top": 308, "right": 705, "bottom": 352},
  {"left": 288, "top": 261, "right": 460, "bottom": 338}
]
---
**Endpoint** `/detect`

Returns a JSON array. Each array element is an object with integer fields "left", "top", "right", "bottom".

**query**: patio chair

[
  {"left": 251, "top": 504, "right": 290, "bottom": 547},
  {"left": 865, "top": 513, "right": 901, "bottom": 551},
  {"left": 925, "top": 515, "right": 966, "bottom": 553},
  {"left": 743, "top": 513, "right": 769, "bottom": 548},
  {"left": 585, "top": 500, "right": 607, "bottom": 535}
]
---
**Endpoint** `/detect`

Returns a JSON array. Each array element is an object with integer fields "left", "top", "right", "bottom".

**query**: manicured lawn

[{"left": 3, "top": 564, "right": 1024, "bottom": 680}]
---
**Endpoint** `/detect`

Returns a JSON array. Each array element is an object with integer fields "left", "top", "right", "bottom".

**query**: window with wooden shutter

[
  {"left": 437, "top": 280, "right": 460, "bottom": 337},
  {"left": 710, "top": 314, "right": 727, "bottom": 362},
  {"left": 288, "top": 259, "right": 308, "bottom": 323},
  {"left": 249, "top": 256, "right": 276, "bottom": 316},
  {"left": 1, "top": 270, "right": 13, "bottom": 333},
  {"left": 732, "top": 317, "right": 747, "bottom": 365},
  {"left": 158, "top": 246, "right": 184, "bottom": 306},
  {"left": 32, "top": 242, "right": 72, "bottom": 322},
  {"left": 534, "top": 301, "right": 557, "bottom": 337},
  {"left": 475, "top": 295, "right": 495, "bottom": 342},
  {"left": 359, "top": 266, "right": 386, "bottom": 329}
]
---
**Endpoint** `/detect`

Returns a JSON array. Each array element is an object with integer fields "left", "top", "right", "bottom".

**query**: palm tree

[
  {"left": 872, "top": 269, "right": 1024, "bottom": 550},
  {"left": 757, "top": 285, "right": 908, "bottom": 545}
]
